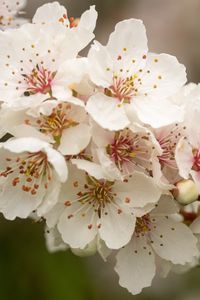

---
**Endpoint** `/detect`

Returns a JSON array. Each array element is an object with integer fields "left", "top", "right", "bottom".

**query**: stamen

[
  {"left": 105, "top": 75, "right": 137, "bottom": 103},
  {"left": 0, "top": 151, "right": 52, "bottom": 195},
  {"left": 22, "top": 64, "right": 56, "bottom": 96}
]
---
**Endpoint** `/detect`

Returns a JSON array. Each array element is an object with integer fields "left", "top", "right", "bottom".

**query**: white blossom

[
  {"left": 46, "top": 163, "right": 161, "bottom": 250},
  {"left": 0, "top": 22, "right": 89, "bottom": 110},
  {"left": 0, "top": 137, "right": 68, "bottom": 220},
  {"left": 86, "top": 19, "right": 186, "bottom": 130},
  {"left": 115, "top": 196, "right": 198, "bottom": 295}
]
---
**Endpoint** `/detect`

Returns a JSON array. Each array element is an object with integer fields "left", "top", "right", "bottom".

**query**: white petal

[
  {"left": 88, "top": 41, "right": 113, "bottom": 87},
  {"left": 33, "top": 2, "right": 67, "bottom": 24},
  {"left": 45, "top": 203, "right": 65, "bottom": 228},
  {"left": 37, "top": 179, "right": 61, "bottom": 216},
  {"left": 175, "top": 138, "right": 193, "bottom": 178},
  {"left": 86, "top": 93, "right": 130, "bottom": 130},
  {"left": 45, "top": 147, "right": 68, "bottom": 182},
  {"left": 2, "top": 137, "right": 48, "bottom": 153},
  {"left": 58, "top": 124, "right": 91, "bottom": 155},
  {"left": 151, "top": 216, "right": 198, "bottom": 264},
  {"left": 71, "top": 159, "right": 109, "bottom": 180},
  {"left": 132, "top": 97, "right": 184, "bottom": 128},
  {"left": 71, "top": 6, "right": 97, "bottom": 50},
  {"left": 115, "top": 236, "right": 156, "bottom": 295},
  {"left": 91, "top": 121, "right": 114, "bottom": 147},
  {"left": 12, "top": 124, "right": 54, "bottom": 143},
  {"left": 58, "top": 205, "right": 97, "bottom": 249},
  {"left": 99, "top": 203, "right": 135, "bottom": 249},
  {"left": 107, "top": 19, "right": 147, "bottom": 59},
  {"left": 138, "top": 53, "right": 187, "bottom": 99},
  {"left": 78, "top": 5, "right": 97, "bottom": 33},
  {"left": 0, "top": 181, "right": 45, "bottom": 220},
  {"left": 95, "top": 149, "right": 122, "bottom": 180},
  {"left": 52, "top": 58, "right": 88, "bottom": 101},
  {"left": 151, "top": 195, "right": 179, "bottom": 216},
  {"left": 114, "top": 172, "right": 161, "bottom": 208}
]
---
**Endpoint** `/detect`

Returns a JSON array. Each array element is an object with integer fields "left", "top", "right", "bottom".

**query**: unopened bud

[
  {"left": 71, "top": 239, "right": 97, "bottom": 257},
  {"left": 173, "top": 179, "right": 199, "bottom": 205}
]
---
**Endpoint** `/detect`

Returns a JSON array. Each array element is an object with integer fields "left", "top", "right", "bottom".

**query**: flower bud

[{"left": 173, "top": 179, "right": 199, "bottom": 205}]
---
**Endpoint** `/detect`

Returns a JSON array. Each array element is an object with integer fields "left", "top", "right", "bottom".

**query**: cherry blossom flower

[
  {"left": 0, "top": 0, "right": 28, "bottom": 30},
  {"left": 0, "top": 137, "right": 68, "bottom": 220},
  {"left": 50, "top": 163, "right": 161, "bottom": 250},
  {"left": 114, "top": 196, "right": 198, "bottom": 295},
  {"left": 0, "top": 21, "right": 89, "bottom": 109},
  {"left": 91, "top": 121, "right": 160, "bottom": 179},
  {"left": 0, "top": 102, "right": 91, "bottom": 156},
  {"left": 86, "top": 19, "right": 186, "bottom": 130}
]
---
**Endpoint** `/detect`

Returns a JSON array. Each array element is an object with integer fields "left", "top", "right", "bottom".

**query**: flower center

[
  {"left": 192, "top": 148, "right": 200, "bottom": 172},
  {"left": 105, "top": 75, "right": 137, "bottom": 103},
  {"left": 106, "top": 131, "right": 137, "bottom": 170},
  {"left": 135, "top": 214, "right": 151, "bottom": 236},
  {"left": 77, "top": 176, "right": 115, "bottom": 218},
  {"left": 0, "top": 151, "right": 52, "bottom": 195},
  {"left": 22, "top": 64, "right": 56, "bottom": 96},
  {"left": 25, "top": 103, "right": 79, "bottom": 144}
]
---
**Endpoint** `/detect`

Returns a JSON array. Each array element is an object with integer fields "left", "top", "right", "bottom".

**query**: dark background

[{"left": 1, "top": 1, "right": 200, "bottom": 299}]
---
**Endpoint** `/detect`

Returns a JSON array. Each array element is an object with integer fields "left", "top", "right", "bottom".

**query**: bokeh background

[{"left": 1, "top": 0, "right": 200, "bottom": 299}]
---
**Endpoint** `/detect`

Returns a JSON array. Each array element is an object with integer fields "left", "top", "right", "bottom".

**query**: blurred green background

[
  {"left": 1, "top": 216, "right": 200, "bottom": 300},
  {"left": 1, "top": 0, "right": 200, "bottom": 299}
]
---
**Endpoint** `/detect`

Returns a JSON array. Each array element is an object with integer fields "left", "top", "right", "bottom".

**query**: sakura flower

[
  {"left": 86, "top": 19, "right": 186, "bottom": 130},
  {"left": 0, "top": 102, "right": 91, "bottom": 156},
  {"left": 33, "top": 2, "right": 97, "bottom": 51},
  {"left": 0, "top": 137, "right": 68, "bottom": 220},
  {"left": 52, "top": 163, "right": 161, "bottom": 250},
  {"left": 0, "top": 0, "right": 28, "bottom": 30},
  {"left": 115, "top": 196, "right": 198, "bottom": 295},
  {"left": 0, "top": 22, "right": 88, "bottom": 109},
  {"left": 91, "top": 121, "right": 160, "bottom": 179}
]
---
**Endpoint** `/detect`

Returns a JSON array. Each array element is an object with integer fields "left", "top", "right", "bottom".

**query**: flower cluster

[{"left": 1, "top": 1, "right": 200, "bottom": 295}]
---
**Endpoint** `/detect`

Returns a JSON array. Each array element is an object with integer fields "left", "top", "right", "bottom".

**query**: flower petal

[
  {"left": 115, "top": 235, "right": 156, "bottom": 295},
  {"left": 107, "top": 19, "right": 147, "bottom": 62},
  {"left": 114, "top": 172, "right": 161, "bottom": 208},
  {"left": 86, "top": 93, "right": 130, "bottom": 130},
  {"left": 175, "top": 138, "right": 193, "bottom": 178},
  {"left": 58, "top": 205, "right": 97, "bottom": 249},
  {"left": 132, "top": 97, "right": 184, "bottom": 128},
  {"left": 151, "top": 216, "right": 198, "bottom": 264},
  {"left": 98, "top": 203, "right": 136, "bottom": 249},
  {"left": 33, "top": 2, "right": 67, "bottom": 24},
  {"left": 58, "top": 124, "right": 91, "bottom": 155},
  {"left": 88, "top": 41, "right": 113, "bottom": 87},
  {"left": 137, "top": 53, "right": 187, "bottom": 99}
]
